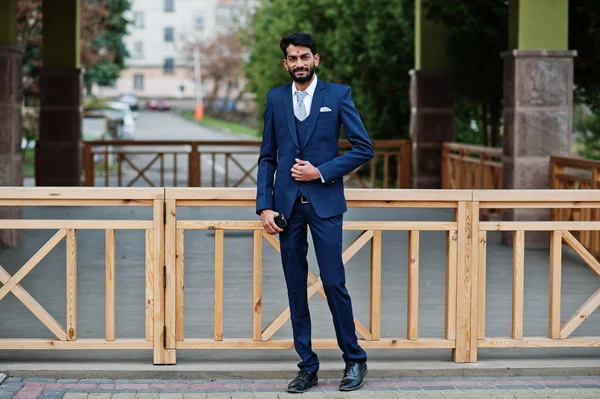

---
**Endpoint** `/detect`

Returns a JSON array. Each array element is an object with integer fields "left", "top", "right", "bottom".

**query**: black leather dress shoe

[
  {"left": 339, "top": 361, "right": 367, "bottom": 391},
  {"left": 287, "top": 369, "right": 318, "bottom": 393}
]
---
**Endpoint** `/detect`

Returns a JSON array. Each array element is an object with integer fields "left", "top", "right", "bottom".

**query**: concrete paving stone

[
  {"left": 398, "top": 387, "right": 422, "bottom": 391},
  {"left": 157, "top": 394, "right": 183, "bottom": 399},
  {"left": 42, "top": 389, "right": 67, "bottom": 394},
  {"left": 205, "top": 389, "right": 235, "bottom": 394},
  {"left": 233, "top": 389, "right": 253, "bottom": 394},
  {"left": 463, "top": 390, "right": 494, "bottom": 397},
  {"left": 3, "top": 378, "right": 18, "bottom": 384},
  {"left": 24, "top": 378, "right": 57, "bottom": 383},
  {"left": 63, "top": 394, "right": 89, "bottom": 399},
  {"left": 528, "top": 385, "right": 546, "bottom": 389},
  {"left": 440, "top": 390, "right": 466, "bottom": 397},
  {"left": 39, "top": 393, "right": 65, "bottom": 399},
  {"left": 0, "top": 386, "right": 22, "bottom": 393},
  {"left": 205, "top": 394, "right": 232, "bottom": 399},
  {"left": 396, "top": 393, "right": 421, "bottom": 399},
  {"left": 495, "top": 385, "right": 525, "bottom": 390},
  {"left": 87, "top": 394, "right": 112, "bottom": 399},
  {"left": 419, "top": 392, "right": 445, "bottom": 397},
  {"left": 208, "top": 381, "right": 240, "bottom": 385},
  {"left": 578, "top": 384, "right": 600, "bottom": 388},
  {"left": 567, "top": 376, "right": 597, "bottom": 380},
  {"left": 253, "top": 380, "right": 288, "bottom": 385},
  {"left": 158, "top": 390, "right": 184, "bottom": 394},
  {"left": 182, "top": 395, "right": 207, "bottom": 399},
  {"left": 300, "top": 393, "right": 329, "bottom": 398},
  {"left": 0, "top": 393, "right": 16, "bottom": 399},
  {"left": 422, "top": 386, "right": 454, "bottom": 391},
  {"left": 371, "top": 392, "right": 399, "bottom": 398},
  {"left": 58, "top": 381, "right": 79, "bottom": 384},
  {"left": 112, "top": 394, "right": 138, "bottom": 399},
  {"left": 78, "top": 381, "right": 113, "bottom": 385},
  {"left": 229, "top": 394, "right": 254, "bottom": 399}
]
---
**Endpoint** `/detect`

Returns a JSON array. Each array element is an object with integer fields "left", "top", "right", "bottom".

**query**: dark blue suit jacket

[{"left": 256, "top": 79, "right": 374, "bottom": 220}]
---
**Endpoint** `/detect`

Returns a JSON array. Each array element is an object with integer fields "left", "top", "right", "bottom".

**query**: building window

[
  {"left": 164, "top": 27, "right": 174, "bottom": 42},
  {"left": 164, "top": 58, "right": 175, "bottom": 74},
  {"left": 134, "top": 74, "right": 144, "bottom": 90},
  {"left": 133, "top": 11, "right": 144, "bottom": 28},
  {"left": 164, "top": 0, "right": 174, "bottom": 12},
  {"left": 134, "top": 41, "right": 143, "bottom": 54},
  {"left": 195, "top": 16, "right": 204, "bottom": 31}
]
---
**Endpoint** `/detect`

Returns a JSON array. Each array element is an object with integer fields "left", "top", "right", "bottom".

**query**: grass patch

[
  {"left": 22, "top": 148, "right": 35, "bottom": 176},
  {"left": 180, "top": 111, "right": 260, "bottom": 138}
]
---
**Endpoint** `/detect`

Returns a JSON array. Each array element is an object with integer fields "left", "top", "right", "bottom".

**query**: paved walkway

[{"left": 2, "top": 375, "right": 600, "bottom": 399}]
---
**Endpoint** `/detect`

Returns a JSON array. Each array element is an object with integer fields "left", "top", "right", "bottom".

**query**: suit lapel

[
  {"left": 304, "top": 80, "right": 326, "bottom": 147},
  {"left": 282, "top": 84, "right": 299, "bottom": 148}
]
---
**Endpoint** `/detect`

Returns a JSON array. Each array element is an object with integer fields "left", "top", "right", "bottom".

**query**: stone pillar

[
  {"left": 502, "top": 0, "right": 573, "bottom": 247},
  {"left": 35, "top": 0, "right": 82, "bottom": 186},
  {"left": 410, "top": 0, "right": 455, "bottom": 188},
  {"left": 0, "top": 0, "right": 23, "bottom": 247},
  {"left": 410, "top": 70, "right": 455, "bottom": 188}
]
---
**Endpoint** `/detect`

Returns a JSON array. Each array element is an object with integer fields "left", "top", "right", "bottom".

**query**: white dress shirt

[{"left": 292, "top": 74, "right": 318, "bottom": 119}]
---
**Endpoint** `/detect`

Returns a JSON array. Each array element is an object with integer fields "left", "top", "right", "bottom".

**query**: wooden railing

[
  {"left": 475, "top": 190, "right": 600, "bottom": 350},
  {"left": 1, "top": 187, "right": 599, "bottom": 364},
  {"left": 83, "top": 139, "right": 411, "bottom": 189},
  {"left": 551, "top": 155, "right": 600, "bottom": 259},
  {"left": 0, "top": 188, "right": 168, "bottom": 363},
  {"left": 442, "top": 142, "right": 502, "bottom": 190},
  {"left": 163, "top": 188, "right": 469, "bottom": 361}
]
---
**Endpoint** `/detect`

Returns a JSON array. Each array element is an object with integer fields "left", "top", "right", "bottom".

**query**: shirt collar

[{"left": 292, "top": 74, "right": 318, "bottom": 97}]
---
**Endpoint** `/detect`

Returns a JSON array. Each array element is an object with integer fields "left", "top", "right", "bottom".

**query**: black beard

[{"left": 289, "top": 65, "right": 315, "bottom": 83}]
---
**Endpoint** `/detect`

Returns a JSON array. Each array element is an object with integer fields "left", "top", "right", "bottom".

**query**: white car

[{"left": 106, "top": 101, "right": 137, "bottom": 139}]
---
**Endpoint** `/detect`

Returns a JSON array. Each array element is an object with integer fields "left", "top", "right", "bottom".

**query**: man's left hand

[{"left": 291, "top": 159, "right": 320, "bottom": 182}]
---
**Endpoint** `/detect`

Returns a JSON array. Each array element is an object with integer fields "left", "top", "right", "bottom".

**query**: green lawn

[
  {"left": 180, "top": 111, "right": 260, "bottom": 138},
  {"left": 22, "top": 148, "right": 35, "bottom": 176}
]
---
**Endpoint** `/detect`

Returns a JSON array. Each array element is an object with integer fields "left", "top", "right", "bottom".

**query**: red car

[{"left": 147, "top": 98, "right": 171, "bottom": 111}]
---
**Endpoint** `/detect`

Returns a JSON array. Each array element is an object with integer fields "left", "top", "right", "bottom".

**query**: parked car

[
  {"left": 147, "top": 98, "right": 171, "bottom": 111},
  {"left": 85, "top": 101, "right": 136, "bottom": 139},
  {"left": 106, "top": 101, "right": 136, "bottom": 139},
  {"left": 117, "top": 92, "right": 139, "bottom": 110}
]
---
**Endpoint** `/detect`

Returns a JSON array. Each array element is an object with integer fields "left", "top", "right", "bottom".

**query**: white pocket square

[{"left": 320, "top": 107, "right": 332, "bottom": 112}]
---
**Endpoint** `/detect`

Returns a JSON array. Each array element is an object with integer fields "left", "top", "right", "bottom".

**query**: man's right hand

[{"left": 261, "top": 209, "right": 283, "bottom": 235}]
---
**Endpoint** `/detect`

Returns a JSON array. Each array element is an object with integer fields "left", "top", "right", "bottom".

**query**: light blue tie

[{"left": 295, "top": 91, "right": 308, "bottom": 121}]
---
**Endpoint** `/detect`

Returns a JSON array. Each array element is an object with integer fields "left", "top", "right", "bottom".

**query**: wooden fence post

[
  {"left": 453, "top": 199, "right": 479, "bottom": 362},
  {"left": 188, "top": 146, "right": 200, "bottom": 187},
  {"left": 164, "top": 198, "right": 177, "bottom": 363},
  {"left": 83, "top": 142, "right": 94, "bottom": 187}
]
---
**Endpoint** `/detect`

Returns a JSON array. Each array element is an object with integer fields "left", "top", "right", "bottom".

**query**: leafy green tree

[
  {"left": 17, "top": 0, "right": 131, "bottom": 96},
  {"left": 425, "top": 0, "right": 600, "bottom": 151},
  {"left": 83, "top": 0, "right": 131, "bottom": 92},
  {"left": 424, "top": 0, "right": 507, "bottom": 147},
  {"left": 243, "top": 0, "right": 414, "bottom": 140}
]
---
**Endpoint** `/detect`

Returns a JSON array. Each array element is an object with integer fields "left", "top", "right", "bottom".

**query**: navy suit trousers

[{"left": 279, "top": 199, "right": 367, "bottom": 373}]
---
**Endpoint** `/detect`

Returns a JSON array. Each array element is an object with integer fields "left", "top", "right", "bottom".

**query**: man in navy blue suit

[{"left": 256, "top": 32, "right": 374, "bottom": 393}]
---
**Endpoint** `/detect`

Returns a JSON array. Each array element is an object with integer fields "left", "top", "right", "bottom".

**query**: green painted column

[
  {"left": 36, "top": 0, "right": 83, "bottom": 186},
  {"left": 0, "top": 0, "right": 24, "bottom": 246},
  {"left": 415, "top": 0, "right": 449, "bottom": 70},
  {"left": 509, "top": 0, "right": 568, "bottom": 50},
  {"left": 502, "top": 0, "right": 575, "bottom": 247},
  {"left": 410, "top": 0, "right": 455, "bottom": 189},
  {"left": 0, "top": 0, "right": 17, "bottom": 45},
  {"left": 42, "top": 0, "right": 80, "bottom": 67}
]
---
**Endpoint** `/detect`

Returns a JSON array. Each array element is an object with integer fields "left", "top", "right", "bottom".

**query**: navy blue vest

[{"left": 295, "top": 116, "right": 309, "bottom": 199}]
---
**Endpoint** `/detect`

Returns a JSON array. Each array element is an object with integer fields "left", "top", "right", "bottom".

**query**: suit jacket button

[{"left": 296, "top": 150, "right": 300, "bottom": 154}]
